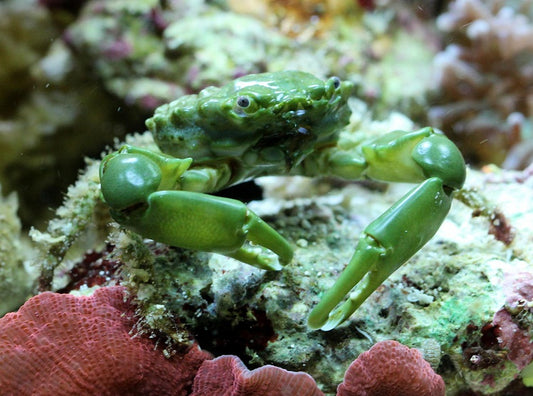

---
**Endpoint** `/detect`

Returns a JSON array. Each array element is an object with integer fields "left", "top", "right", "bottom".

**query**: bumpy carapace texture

[{"left": 0, "top": 286, "right": 211, "bottom": 396}]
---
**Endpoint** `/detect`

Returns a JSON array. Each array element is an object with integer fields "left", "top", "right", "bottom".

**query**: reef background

[{"left": 1, "top": 0, "right": 533, "bottom": 395}]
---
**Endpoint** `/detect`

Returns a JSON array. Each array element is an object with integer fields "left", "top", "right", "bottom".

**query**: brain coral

[
  {"left": 337, "top": 340, "right": 445, "bottom": 396},
  {"left": 0, "top": 286, "right": 211, "bottom": 396},
  {"left": 191, "top": 355, "right": 324, "bottom": 396}
]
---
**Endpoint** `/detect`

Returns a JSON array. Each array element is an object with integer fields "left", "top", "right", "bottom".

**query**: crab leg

[
  {"left": 308, "top": 177, "right": 452, "bottom": 329},
  {"left": 100, "top": 146, "right": 293, "bottom": 271},
  {"left": 127, "top": 190, "right": 293, "bottom": 270},
  {"left": 307, "top": 128, "right": 466, "bottom": 330}
]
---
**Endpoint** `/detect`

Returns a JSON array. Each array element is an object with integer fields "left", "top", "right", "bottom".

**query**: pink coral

[
  {"left": 429, "top": 0, "right": 532, "bottom": 166},
  {"left": 337, "top": 340, "right": 445, "bottom": 396},
  {"left": 492, "top": 271, "right": 533, "bottom": 369},
  {"left": 191, "top": 355, "right": 324, "bottom": 396},
  {"left": 0, "top": 286, "right": 211, "bottom": 395}
]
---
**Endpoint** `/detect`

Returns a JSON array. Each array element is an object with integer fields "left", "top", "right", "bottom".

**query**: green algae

[
  {"left": 0, "top": 187, "right": 35, "bottom": 316},
  {"left": 523, "top": 360, "right": 533, "bottom": 387}
]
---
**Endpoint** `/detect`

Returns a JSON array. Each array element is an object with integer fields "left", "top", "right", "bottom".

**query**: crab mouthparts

[{"left": 275, "top": 100, "right": 310, "bottom": 115}]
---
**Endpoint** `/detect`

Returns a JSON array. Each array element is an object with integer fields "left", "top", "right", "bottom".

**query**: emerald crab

[{"left": 99, "top": 71, "right": 466, "bottom": 330}]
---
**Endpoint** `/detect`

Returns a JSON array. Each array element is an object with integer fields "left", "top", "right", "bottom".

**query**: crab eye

[
  {"left": 325, "top": 76, "right": 342, "bottom": 97},
  {"left": 237, "top": 96, "right": 251, "bottom": 108},
  {"left": 233, "top": 95, "right": 258, "bottom": 116}
]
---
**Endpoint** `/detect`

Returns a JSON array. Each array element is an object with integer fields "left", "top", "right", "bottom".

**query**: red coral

[
  {"left": 191, "top": 355, "right": 324, "bottom": 396},
  {"left": 492, "top": 271, "right": 533, "bottom": 369},
  {"left": 337, "top": 340, "right": 445, "bottom": 396},
  {"left": 0, "top": 286, "right": 211, "bottom": 396}
]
